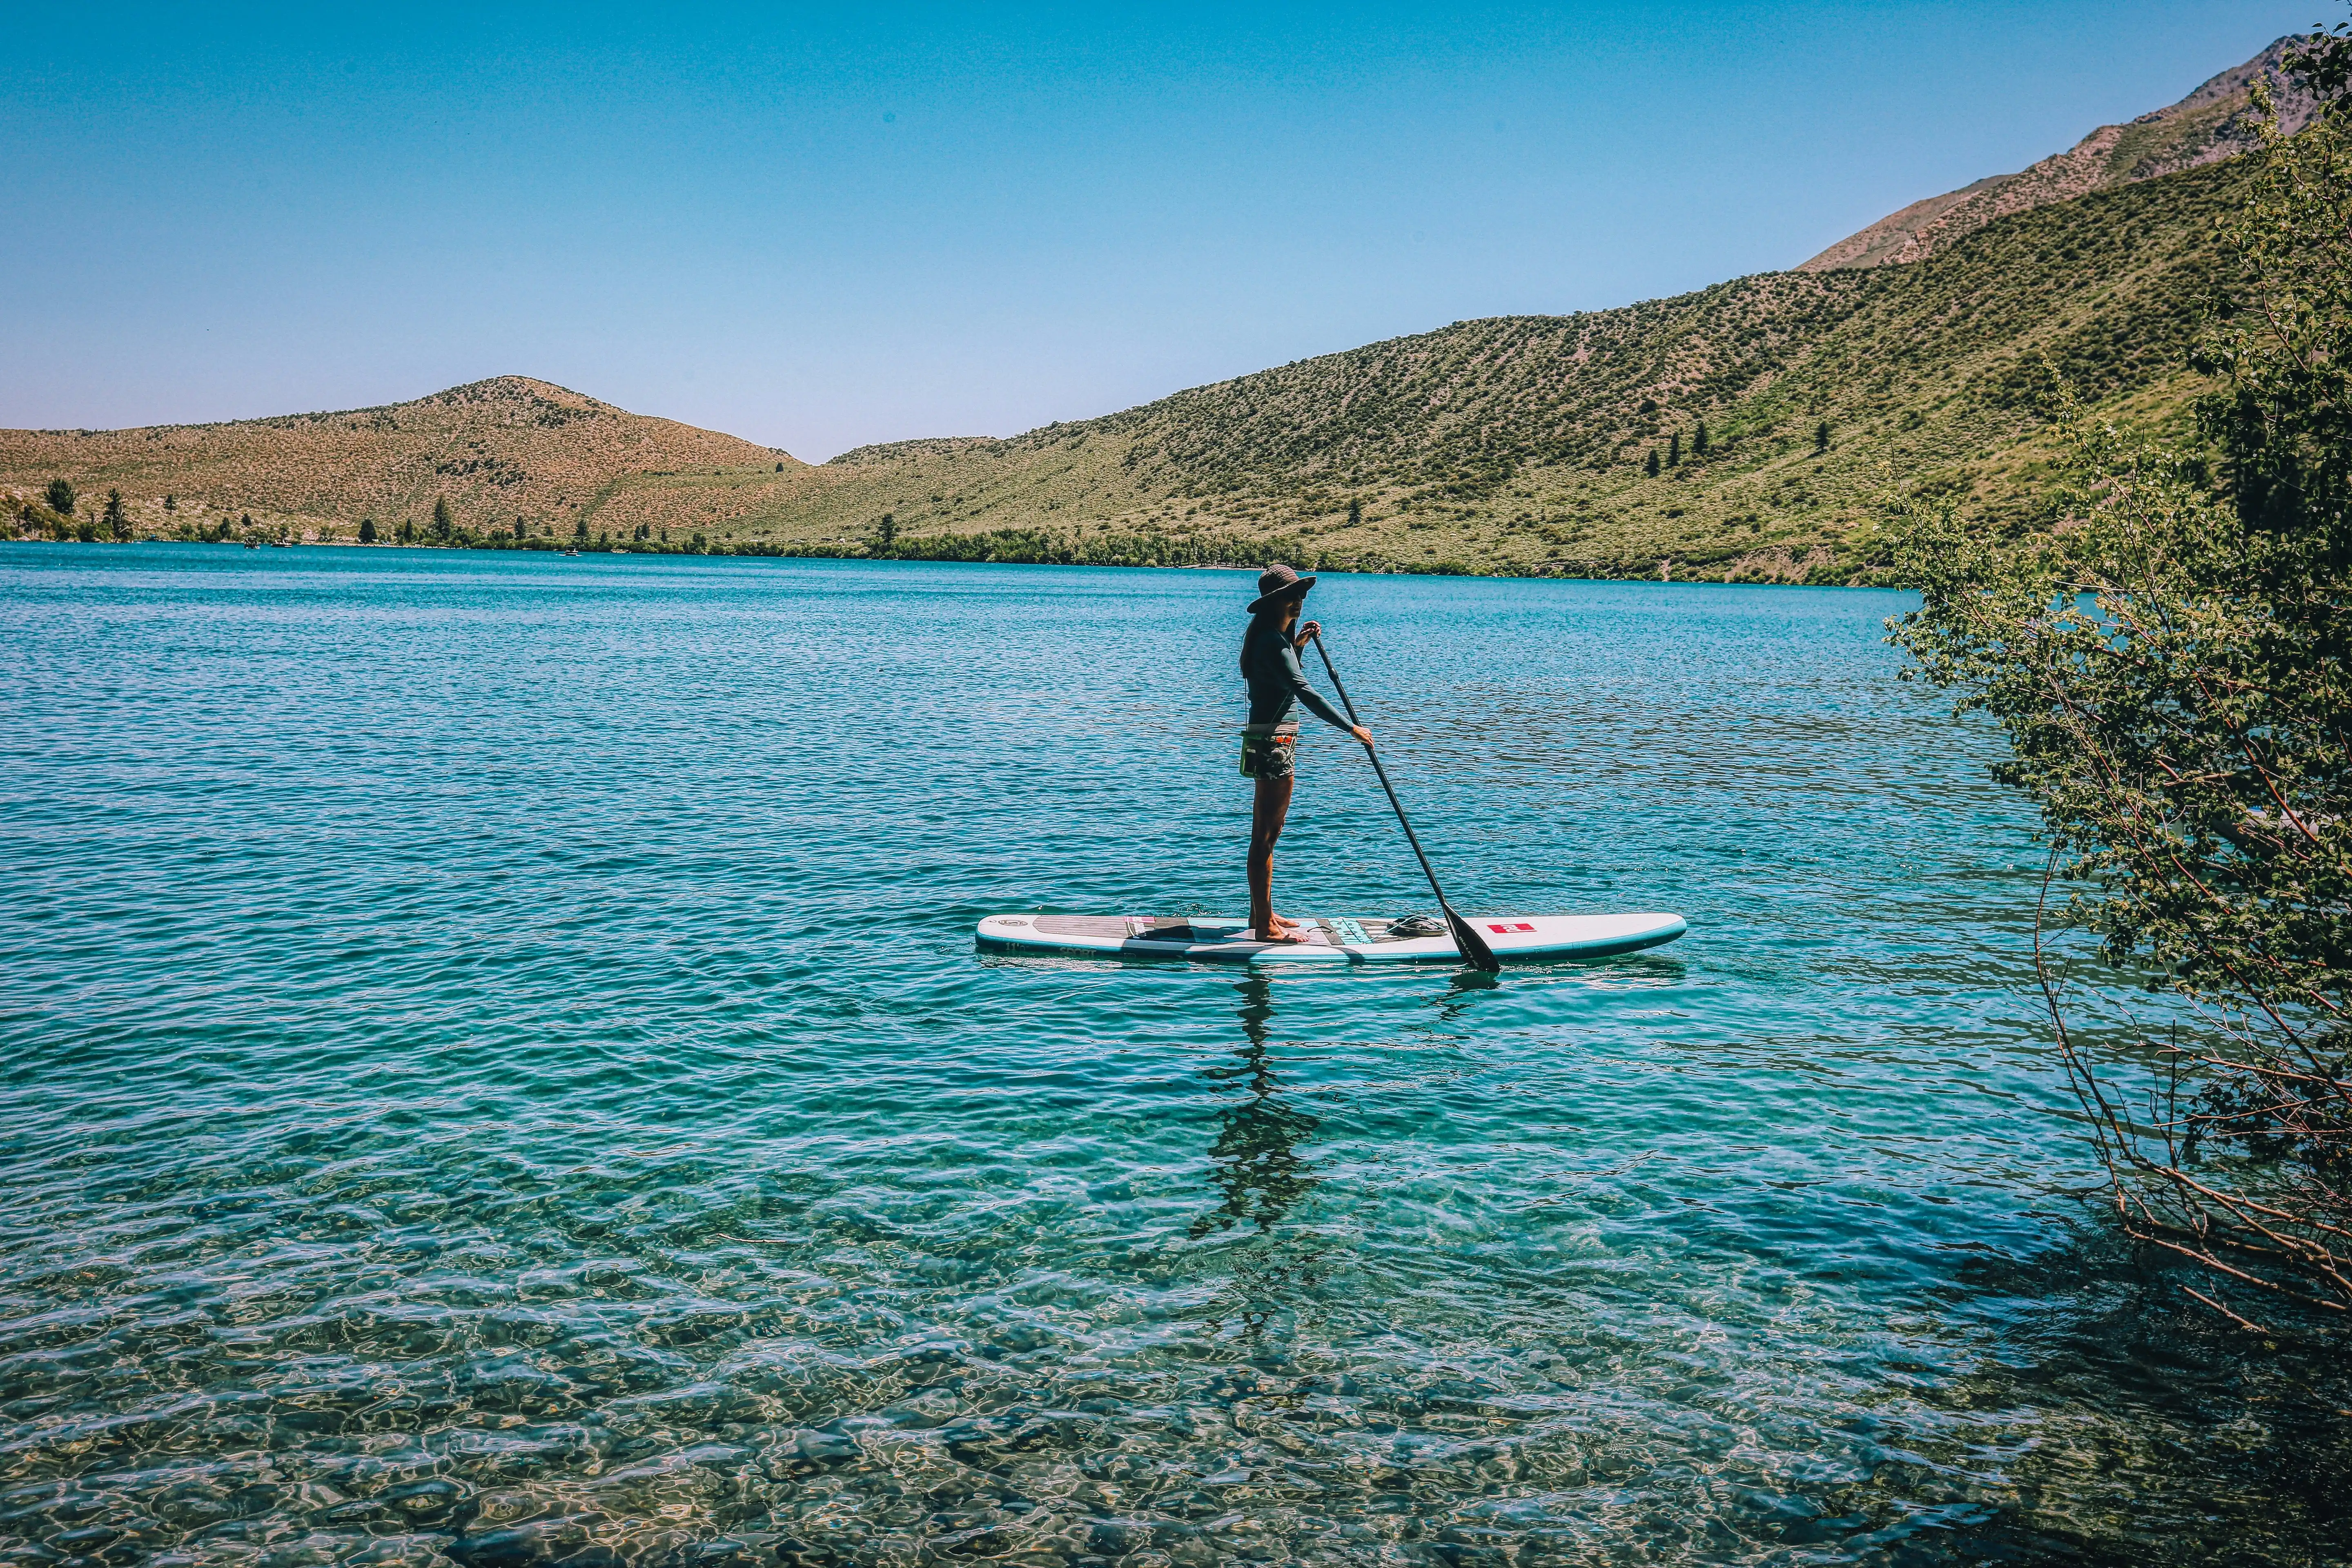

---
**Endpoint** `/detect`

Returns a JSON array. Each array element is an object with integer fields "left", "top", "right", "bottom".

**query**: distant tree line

[{"left": 7, "top": 474, "right": 1877, "bottom": 584}]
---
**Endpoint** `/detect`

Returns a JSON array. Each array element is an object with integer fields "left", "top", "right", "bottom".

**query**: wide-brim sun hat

[{"left": 1247, "top": 562, "right": 1317, "bottom": 614}]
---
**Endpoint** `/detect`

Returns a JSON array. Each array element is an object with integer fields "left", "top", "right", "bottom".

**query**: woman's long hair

[{"left": 1241, "top": 602, "right": 1294, "bottom": 675}]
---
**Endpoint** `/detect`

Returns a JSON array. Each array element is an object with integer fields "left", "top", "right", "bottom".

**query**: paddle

[{"left": 1307, "top": 630, "right": 1502, "bottom": 973}]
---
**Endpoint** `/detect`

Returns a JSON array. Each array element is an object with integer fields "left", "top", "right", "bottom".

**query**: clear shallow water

[{"left": 2, "top": 546, "right": 2345, "bottom": 1568}]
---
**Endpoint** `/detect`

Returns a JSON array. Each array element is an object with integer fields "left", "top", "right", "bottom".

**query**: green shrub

[{"left": 1891, "top": 93, "right": 2352, "bottom": 1327}]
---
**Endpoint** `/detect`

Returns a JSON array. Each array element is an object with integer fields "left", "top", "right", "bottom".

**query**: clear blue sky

[{"left": 2, "top": 2, "right": 2319, "bottom": 459}]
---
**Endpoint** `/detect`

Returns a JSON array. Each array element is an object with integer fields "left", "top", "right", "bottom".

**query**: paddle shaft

[{"left": 1307, "top": 631, "right": 1501, "bottom": 971}]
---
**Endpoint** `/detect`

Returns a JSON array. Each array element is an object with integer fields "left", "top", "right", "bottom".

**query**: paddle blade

[{"left": 1443, "top": 905, "right": 1503, "bottom": 972}]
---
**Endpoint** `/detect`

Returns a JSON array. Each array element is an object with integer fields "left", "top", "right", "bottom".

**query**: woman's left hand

[{"left": 1296, "top": 620, "right": 1321, "bottom": 644}]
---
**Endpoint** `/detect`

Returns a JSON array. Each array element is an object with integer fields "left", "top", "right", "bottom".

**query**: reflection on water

[
  {"left": 1, "top": 548, "right": 2346, "bottom": 1566},
  {"left": 1190, "top": 976, "right": 1321, "bottom": 1240},
  {"left": 1431, "top": 967, "right": 1503, "bottom": 1025}
]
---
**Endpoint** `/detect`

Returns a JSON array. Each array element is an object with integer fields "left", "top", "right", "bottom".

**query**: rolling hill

[
  {"left": 710, "top": 154, "right": 2239, "bottom": 582},
  {"left": 0, "top": 377, "right": 798, "bottom": 543},
  {"left": 4, "top": 40, "right": 2291, "bottom": 580}
]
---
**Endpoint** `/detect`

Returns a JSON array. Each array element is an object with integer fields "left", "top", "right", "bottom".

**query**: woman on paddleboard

[{"left": 1240, "top": 564, "right": 1372, "bottom": 942}]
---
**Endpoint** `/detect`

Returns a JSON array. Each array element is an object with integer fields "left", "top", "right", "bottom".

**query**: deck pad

[{"left": 976, "top": 910, "right": 1686, "bottom": 964}]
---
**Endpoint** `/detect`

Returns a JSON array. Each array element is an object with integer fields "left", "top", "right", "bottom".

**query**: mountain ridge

[
  {"left": 0, "top": 160, "right": 2236, "bottom": 576},
  {"left": 4, "top": 42, "right": 2287, "bottom": 577},
  {"left": 1800, "top": 36, "right": 2315, "bottom": 272},
  {"left": 710, "top": 154, "right": 2231, "bottom": 582}
]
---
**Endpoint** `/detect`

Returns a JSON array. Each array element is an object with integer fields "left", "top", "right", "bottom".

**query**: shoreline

[{"left": 1, "top": 535, "right": 1898, "bottom": 589}]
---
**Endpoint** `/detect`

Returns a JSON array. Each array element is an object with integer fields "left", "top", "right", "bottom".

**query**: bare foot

[{"left": 1253, "top": 924, "right": 1306, "bottom": 943}]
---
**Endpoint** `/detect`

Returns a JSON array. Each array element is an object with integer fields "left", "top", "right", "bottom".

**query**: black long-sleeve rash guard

[{"left": 1241, "top": 615, "right": 1352, "bottom": 731}]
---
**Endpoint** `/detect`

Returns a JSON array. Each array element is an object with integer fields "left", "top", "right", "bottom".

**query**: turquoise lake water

[{"left": 2, "top": 546, "right": 2346, "bottom": 1568}]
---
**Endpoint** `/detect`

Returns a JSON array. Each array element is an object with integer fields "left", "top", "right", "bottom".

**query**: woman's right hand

[{"left": 1352, "top": 726, "right": 1374, "bottom": 747}]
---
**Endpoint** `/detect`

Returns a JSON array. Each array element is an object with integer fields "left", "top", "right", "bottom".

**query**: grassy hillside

[
  {"left": 0, "top": 376, "right": 798, "bottom": 544},
  {"left": 712, "top": 154, "right": 2237, "bottom": 582},
  {"left": 6, "top": 158, "right": 2239, "bottom": 579}
]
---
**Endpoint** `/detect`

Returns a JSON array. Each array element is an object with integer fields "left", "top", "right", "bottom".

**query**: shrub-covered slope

[
  {"left": 0, "top": 376, "right": 797, "bottom": 542},
  {"left": 731, "top": 155, "right": 2236, "bottom": 581},
  {"left": 6, "top": 158, "right": 2237, "bottom": 578}
]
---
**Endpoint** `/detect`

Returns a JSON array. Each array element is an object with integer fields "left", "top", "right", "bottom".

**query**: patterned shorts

[{"left": 1240, "top": 724, "right": 1298, "bottom": 780}]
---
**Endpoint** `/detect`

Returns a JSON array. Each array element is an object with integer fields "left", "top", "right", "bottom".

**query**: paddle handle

[
  {"left": 1308, "top": 634, "right": 1443, "bottom": 898},
  {"left": 1308, "top": 631, "right": 1500, "bottom": 971}
]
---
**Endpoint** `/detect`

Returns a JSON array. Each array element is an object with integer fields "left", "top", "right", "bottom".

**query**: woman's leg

[{"left": 1248, "top": 772, "right": 1295, "bottom": 940}]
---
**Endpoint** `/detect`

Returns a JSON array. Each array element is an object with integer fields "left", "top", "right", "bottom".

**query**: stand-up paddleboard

[{"left": 975, "top": 911, "right": 1686, "bottom": 964}]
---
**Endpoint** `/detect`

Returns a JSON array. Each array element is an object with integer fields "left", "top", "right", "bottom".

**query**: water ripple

[{"left": 3, "top": 547, "right": 2346, "bottom": 1568}]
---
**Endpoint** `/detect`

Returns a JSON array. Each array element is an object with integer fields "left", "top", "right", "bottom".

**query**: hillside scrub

[
  {"left": 1892, "top": 78, "right": 2352, "bottom": 1328},
  {"left": 0, "top": 376, "right": 794, "bottom": 552},
  {"left": 708, "top": 153, "right": 2247, "bottom": 580},
  {"left": 0, "top": 154, "right": 2253, "bottom": 579}
]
